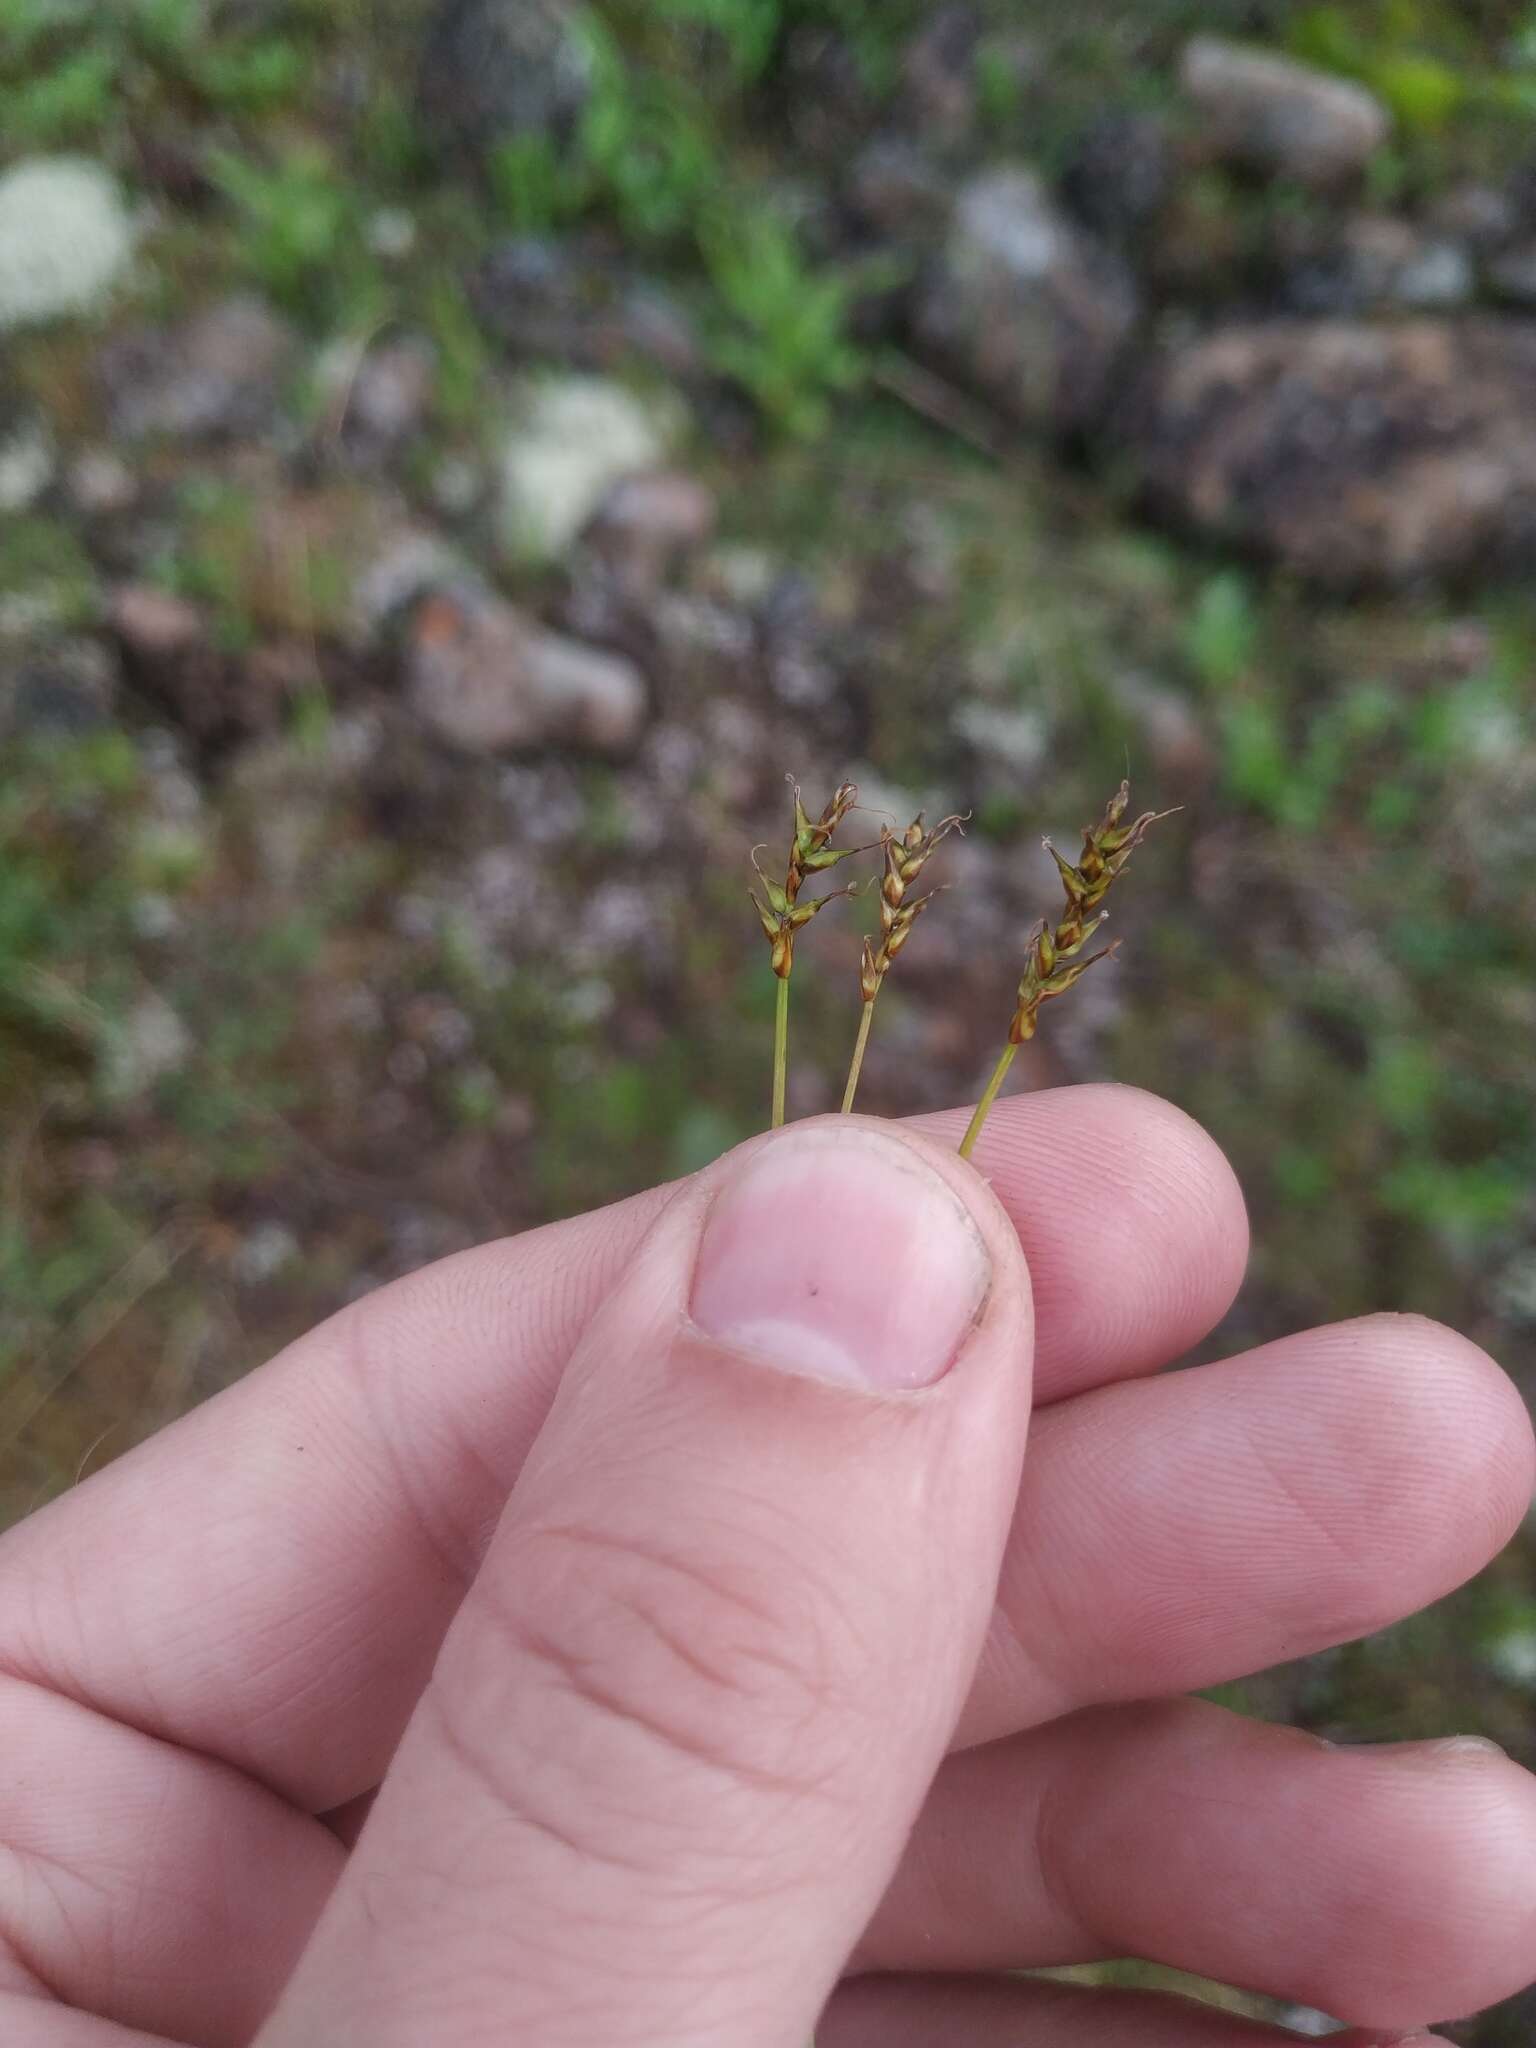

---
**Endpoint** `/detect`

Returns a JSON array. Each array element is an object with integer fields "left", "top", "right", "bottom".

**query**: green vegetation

[
  {"left": 1287, "top": 0, "right": 1536, "bottom": 170},
  {"left": 701, "top": 209, "right": 874, "bottom": 439},
  {"left": 0, "top": 0, "right": 313, "bottom": 144}
]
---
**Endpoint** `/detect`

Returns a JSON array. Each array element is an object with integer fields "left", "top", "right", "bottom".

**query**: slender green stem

[
  {"left": 772, "top": 973, "right": 790, "bottom": 1129},
  {"left": 840, "top": 999, "right": 877, "bottom": 1115},
  {"left": 958, "top": 1041, "right": 1019, "bottom": 1161}
]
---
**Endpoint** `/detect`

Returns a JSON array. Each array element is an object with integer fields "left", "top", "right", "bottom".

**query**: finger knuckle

[{"left": 454, "top": 1515, "right": 860, "bottom": 1818}]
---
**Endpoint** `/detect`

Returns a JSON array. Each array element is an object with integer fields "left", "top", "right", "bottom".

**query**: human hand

[{"left": 0, "top": 1090, "right": 1531, "bottom": 2048}]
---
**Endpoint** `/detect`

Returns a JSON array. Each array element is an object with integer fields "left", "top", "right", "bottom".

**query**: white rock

[
  {"left": 0, "top": 157, "right": 134, "bottom": 331},
  {"left": 0, "top": 412, "right": 54, "bottom": 512},
  {"left": 1490, "top": 1628, "right": 1536, "bottom": 1688},
  {"left": 104, "top": 991, "right": 191, "bottom": 1103},
  {"left": 367, "top": 207, "right": 418, "bottom": 260},
  {"left": 953, "top": 700, "right": 1050, "bottom": 776},
  {"left": 500, "top": 375, "right": 677, "bottom": 563},
  {"left": 231, "top": 1221, "right": 301, "bottom": 1286}
]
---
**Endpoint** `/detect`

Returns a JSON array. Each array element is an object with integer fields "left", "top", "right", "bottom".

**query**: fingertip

[
  {"left": 1324, "top": 1737, "right": 1536, "bottom": 2025},
  {"left": 1341, "top": 1313, "right": 1535, "bottom": 1560},
  {"left": 942, "top": 1084, "right": 1250, "bottom": 1395},
  {"left": 1090, "top": 1082, "right": 1252, "bottom": 1299}
]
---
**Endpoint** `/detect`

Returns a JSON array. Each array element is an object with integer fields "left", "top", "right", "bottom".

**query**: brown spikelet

[
  {"left": 842, "top": 810, "right": 965, "bottom": 1114},
  {"left": 959, "top": 780, "right": 1177, "bottom": 1159},
  {"left": 860, "top": 811, "right": 966, "bottom": 1002},
  {"left": 751, "top": 779, "right": 860, "bottom": 980},
  {"left": 1006, "top": 780, "right": 1173, "bottom": 1045},
  {"left": 753, "top": 778, "right": 862, "bottom": 1128}
]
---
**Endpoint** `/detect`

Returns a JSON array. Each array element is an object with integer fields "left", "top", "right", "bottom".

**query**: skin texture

[{"left": 0, "top": 1086, "right": 1528, "bottom": 2047}]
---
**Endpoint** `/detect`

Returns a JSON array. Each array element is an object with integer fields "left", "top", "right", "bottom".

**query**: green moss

[{"left": 0, "top": 517, "right": 98, "bottom": 637}]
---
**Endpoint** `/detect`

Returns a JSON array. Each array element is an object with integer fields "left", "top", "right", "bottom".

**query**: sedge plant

[
  {"left": 751, "top": 781, "right": 861, "bottom": 1128},
  {"left": 841, "top": 811, "right": 965, "bottom": 1114},
  {"left": 958, "top": 781, "right": 1173, "bottom": 1159},
  {"left": 753, "top": 776, "right": 1172, "bottom": 1151}
]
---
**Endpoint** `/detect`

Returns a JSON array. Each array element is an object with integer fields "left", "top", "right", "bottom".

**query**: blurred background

[{"left": 2, "top": 0, "right": 1535, "bottom": 2034}]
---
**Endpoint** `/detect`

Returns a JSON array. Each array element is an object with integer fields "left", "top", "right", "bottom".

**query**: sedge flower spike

[
  {"left": 752, "top": 780, "right": 861, "bottom": 1128},
  {"left": 841, "top": 811, "right": 965, "bottom": 1114},
  {"left": 959, "top": 781, "right": 1176, "bottom": 1160}
]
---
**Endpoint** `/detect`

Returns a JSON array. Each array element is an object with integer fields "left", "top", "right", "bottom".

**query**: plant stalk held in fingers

[
  {"left": 752, "top": 781, "right": 860, "bottom": 1127},
  {"left": 958, "top": 781, "right": 1175, "bottom": 1161},
  {"left": 841, "top": 811, "right": 965, "bottom": 1115}
]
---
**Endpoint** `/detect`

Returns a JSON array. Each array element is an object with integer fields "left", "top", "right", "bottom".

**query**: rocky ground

[{"left": 3, "top": 3, "right": 1536, "bottom": 2036}]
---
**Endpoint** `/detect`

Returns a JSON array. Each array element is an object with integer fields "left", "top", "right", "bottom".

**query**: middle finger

[
  {"left": 859, "top": 1699, "right": 1536, "bottom": 2029},
  {"left": 961, "top": 1311, "right": 1532, "bottom": 1746}
]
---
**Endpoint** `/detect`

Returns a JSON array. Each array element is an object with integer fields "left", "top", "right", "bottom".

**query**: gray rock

[
  {"left": 1062, "top": 111, "right": 1175, "bottom": 243},
  {"left": 1126, "top": 317, "right": 1536, "bottom": 586},
  {"left": 582, "top": 470, "right": 718, "bottom": 594},
  {"left": 1387, "top": 236, "right": 1475, "bottom": 310},
  {"left": 912, "top": 165, "right": 1140, "bottom": 435},
  {"left": 1282, "top": 212, "right": 1473, "bottom": 315},
  {"left": 317, "top": 334, "right": 437, "bottom": 463},
  {"left": 1487, "top": 240, "right": 1536, "bottom": 306},
  {"left": 897, "top": 6, "right": 981, "bottom": 145},
  {"left": 418, "top": 0, "right": 592, "bottom": 176},
  {"left": 780, "top": 24, "right": 880, "bottom": 162},
  {"left": 99, "top": 295, "right": 295, "bottom": 442},
  {"left": 351, "top": 525, "right": 466, "bottom": 639},
  {"left": 845, "top": 138, "right": 952, "bottom": 241},
  {"left": 1180, "top": 36, "right": 1390, "bottom": 190},
  {"left": 0, "top": 157, "right": 134, "bottom": 331},
  {"left": 2, "top": 635, "right": 118, "bottom": 737},
  {"left": 1427, "top": 181, "right": 1520, "bottom": 253},
  {"left": 404, "top": 585, "right": 646, "bottom": 754},
  {"left": 429, "top": 454, "right": 486, "bottom": 519},
  {"left": 473, "top": 236, "right": 702, "bottom": 378},
  {"left": 0, "top": 403, "right": 54, "bottom": 513}
]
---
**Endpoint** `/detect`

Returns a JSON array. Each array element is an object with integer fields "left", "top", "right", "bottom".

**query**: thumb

[{"left": 260, "top": 1117, "right": 1034, "bottom": 2048}]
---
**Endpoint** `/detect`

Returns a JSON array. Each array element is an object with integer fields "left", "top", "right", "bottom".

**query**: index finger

[{"left": 0, "top": 1087, "right": 1246, "bottom": 1811}]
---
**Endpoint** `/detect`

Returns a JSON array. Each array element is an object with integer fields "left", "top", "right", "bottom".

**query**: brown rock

[
  {"left": 1126, "top": 317, "right": 1536, "bottom": 587},
  {"left": 1180, "top": 36, "right": 1390, "bottom": 191},
  {"left": 109, "top": 585, "right": 205, "bottom": 661},
  {"left": 405, "top": 586, "right": 645, "bottom": 755},
  {"left": 98, "top": 295, "right": 296, "bottom": 442},
  {"left": 110, "top": 584, "right": 287, "bottom": 744}
]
